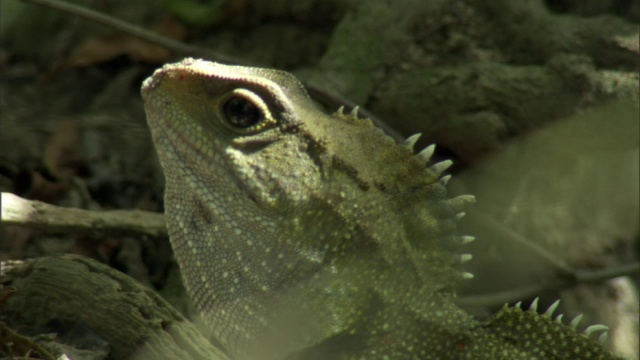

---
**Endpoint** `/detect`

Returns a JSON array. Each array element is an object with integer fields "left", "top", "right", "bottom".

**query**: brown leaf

[
  {"left": 64, "top": 16, "right": 187, "bottom": 67},
  {"left": 43, "top": 119, "right": 83, "bottom": 185},
  {"left": 26, "top": 171, "right": 69, "bottom": 203}
]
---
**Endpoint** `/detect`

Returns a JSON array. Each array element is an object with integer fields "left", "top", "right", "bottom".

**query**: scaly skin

[{"left": 142, "top": 58, "right": 621, "bottom": 360}]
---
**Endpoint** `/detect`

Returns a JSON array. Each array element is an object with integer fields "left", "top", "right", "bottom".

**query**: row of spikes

[
  {"left": 336, "top": 107, "right": 477, "bottom": 281},
  {"left": 392, "top": 120, "right": 610, "bottom": 347},
  {"left": 402, "top": 132, "right": 476, "bottom": 280},
  {"left": 512, "top": 297, "right": 610, "bottom": 343},
  {"left": 336, "top": 107, "right": 462, "bottom": 186},
  {"left": 335, "top": 106, "right": 459, "bottom": 178}
]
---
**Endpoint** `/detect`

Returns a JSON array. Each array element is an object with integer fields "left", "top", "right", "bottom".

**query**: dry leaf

[{"left": 64, "top": 17, "right": 187, "bottom": 67}]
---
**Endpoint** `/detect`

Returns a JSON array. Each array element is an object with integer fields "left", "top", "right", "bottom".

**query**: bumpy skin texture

[{"left": 142, "top": 58, "right": 620, "bottom": 360}]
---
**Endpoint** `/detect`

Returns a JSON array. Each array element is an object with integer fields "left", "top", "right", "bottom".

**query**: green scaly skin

[{"left": 142, "top": 58, "right": 621, "bottom": 360}]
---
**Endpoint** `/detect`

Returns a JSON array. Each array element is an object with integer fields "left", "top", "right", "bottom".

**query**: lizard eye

[{"left": 223, "top": 96, "right": 263, "bottom": 128}]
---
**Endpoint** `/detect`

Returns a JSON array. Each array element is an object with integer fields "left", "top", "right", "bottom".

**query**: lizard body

[{"left": 142, "top": 58, "right": 620, "bottom": 359}]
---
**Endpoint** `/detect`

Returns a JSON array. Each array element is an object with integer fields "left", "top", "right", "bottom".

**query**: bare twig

[
  {"left": 19, "top": 0, "right": 249, "bottom": 65},
  {"left": 469, "top": 211, "right": 576, "bottom": 275},
  {"left": 0, "top": 192, "right": 166, "bottom": 238},
  {"left": 456, "top": 262, "right": 640, "bottom": 308},
  {"left": 456, "top": 210, "right": 640, "bottom": 308}
]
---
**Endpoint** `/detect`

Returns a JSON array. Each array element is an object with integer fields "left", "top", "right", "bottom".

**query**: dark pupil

[{"left": 223, "top": 97, "right": 262, "bottom": 128}]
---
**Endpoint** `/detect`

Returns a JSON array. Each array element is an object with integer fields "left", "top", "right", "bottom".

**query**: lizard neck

[{"left": 161, "top": 146, "right": 366, "bottom": 355}]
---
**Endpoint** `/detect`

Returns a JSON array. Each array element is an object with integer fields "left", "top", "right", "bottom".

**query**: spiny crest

[
  {"left": 331, "top": 107, "right": 478, "bottom": 281},
  {"left": 401, "top": 132, "right": 477, "bottom": 280},
  {"left": 495, "top": 298, "right": 616, "bottom": 356},
  {"left": 520, "top": 298, "right": 611, "bottom": 342},
  {"left": 333, "top": 105, "right": 374, "bottom": 127},
  {"left": 511, "top": 298, "right": 611, "bottom": 344},
  {"left": 399, "top": 132, "right": 473, "bottom": 202}
]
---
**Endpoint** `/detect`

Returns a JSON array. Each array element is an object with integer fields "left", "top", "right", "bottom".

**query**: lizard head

[
  {"left": 143, "top": 58, "right": 330, "bottom": 207},
  {"left": 142, "top": 58, "right": 475, "bottom": 356},
  {"left": 143, "top": 56, "right": 474, "bottom": 277}
]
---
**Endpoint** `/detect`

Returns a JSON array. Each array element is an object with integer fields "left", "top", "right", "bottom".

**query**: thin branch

[
  {"left": 576, "top": 262, "right": 639, "bottom": 284},
  {"left": 457, "top": 210, "right": 639, "bottom": 308},
  {"left": 455, "top": 262, "right": 640, "bottom": 308},
  {"left": 1, "top": 192, "right": 166, "bottom": 238},
  {"left": 469, "top": 211, "right": 576, "bottom": 275},
  {"left": 19, "top": 0, "right": 250, "bottom": 65}
]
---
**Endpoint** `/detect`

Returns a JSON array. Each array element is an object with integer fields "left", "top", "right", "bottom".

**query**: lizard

[{"left": 141, "top": 58, "right": 621, "bottom": 360}]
